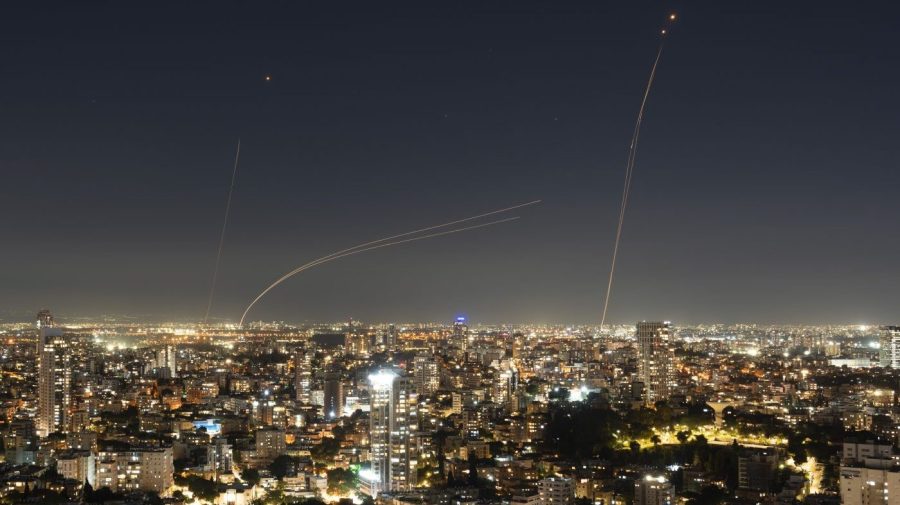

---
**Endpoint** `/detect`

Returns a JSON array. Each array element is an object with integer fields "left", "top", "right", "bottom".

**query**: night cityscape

[{"left": 2, "top": 2, "right": 899, "bottom": 505}]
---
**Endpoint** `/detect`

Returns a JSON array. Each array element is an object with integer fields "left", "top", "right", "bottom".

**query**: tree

[
  {"left": 243, "top": 468, "right": 261, "bottom": 486},
  {"left": 182, "top": 476, "right": 218, "bottom": 502},
  {"left": 311, "top": 437, "right": 341, "bottom": 463},
  {"left": 676, "top": 431, "right": 691, "bottom": 444},
  {"left": 85, "top": 486, "right": 123, "bottom": 503},
  {"left": 144, "top": 492, "right": 164, "bottom": 505},
  {"left": 327, "top": 468, "right": 358, "bottom": 496},
  {"left": 787, "top": 435, "right": 807, "bottom": 464},
  {"left": 650, "top": 434, "right": 661, "bottom": 446},
  {"left": 269, "top": 455, "right": 299, "bottom": 479},
  {"left": 686, "top": 485, "right": 727, "bottom": 505}
]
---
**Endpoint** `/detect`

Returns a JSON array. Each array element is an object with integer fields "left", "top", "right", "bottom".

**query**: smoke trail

[
  {"left": 239, "top": 213, "right": 529, "bottom": 326},
  {"left": 204, "top": 139, "right": 241, "bottom": 324},
  {"left": 310, "top": 199, "right": 540, "bottom": 265},
  {"left": 599, "top": 15, "right": 677, "bottom": 329}
]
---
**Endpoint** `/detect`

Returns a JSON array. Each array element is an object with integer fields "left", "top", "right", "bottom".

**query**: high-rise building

[
  {"left": 36, "top": 309, "right": 53, "bottom": 329},
  {"left": 636, "top": 321, "right": 674, "bottom": 406},
  {"left": 154, "top": 345, "right": 177, "bottom": 379},
  {"left": 412, "top": 355, "right": 439, "bottom": 396},
  {"left": 295, "top": 347, "right": 312, "bottom": 403},
  {"left": 879, "top": 326, "right": 900, "bottom": 368},
  {"left": 37, "top": 312, "right": 71, "bottom": 438},
  {"left": 385, "top": 324, "right": 398, "bottom": 349},
  {"left": 634, "top": 476, "right": 674, "bottom": 505},
  {"left": 452, "top": 316, "right": 469, "bottom": 352},
  {"left": 367, "top": 369, "right": 417, "bottom": 496},
  {"left": 346, "top": 324, "right": 371, "bottom": 357},
  {"left": 323, "top": 374, "right": 344, "bottom": 419}
]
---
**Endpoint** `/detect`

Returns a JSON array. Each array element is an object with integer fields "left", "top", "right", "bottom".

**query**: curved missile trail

[
  {"left": 204, "top": 139, "right": 241, "bottom": 324},
  {"left": 599, "top": 14, "right": 677, "bottom": 329},
  {"left": 307, "top": 199, "right": 540, "bottom": 266},
  {"left": 238, "top": 204, "right": 537, "bottom": 326}
]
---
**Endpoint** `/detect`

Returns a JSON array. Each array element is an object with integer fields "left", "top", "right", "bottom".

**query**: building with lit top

[
  {"left": 366, "top": 369, "right": 417, "bottom": 496},
  {"left": 453, "top": 316, "right": 469, "bottom": 353},
  {"left": 37, "top": 311, "right": 71, "bottom": 438},
  {"left": 634, "top": 475, "right": 673, "bottom": 505}
]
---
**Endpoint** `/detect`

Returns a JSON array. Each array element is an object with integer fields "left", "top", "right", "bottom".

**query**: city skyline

[{"left": 4, "top": 3, "right": 900, "bottom": 505}]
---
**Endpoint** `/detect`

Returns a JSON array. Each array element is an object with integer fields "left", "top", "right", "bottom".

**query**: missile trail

[
  {"left": 310, "top": 199, "right": 540, "bottom": 262},
  {"left": 599, "top": 14, "right": 677, "bottom": 329},
  {"left": 204, "top": 139, "right": 241, "bottom": 324},
  {"left": 239, "top": 209, "right": 533, "bottom": 326}
]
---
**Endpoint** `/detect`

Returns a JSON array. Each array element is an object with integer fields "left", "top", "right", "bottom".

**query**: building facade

[
  {"left": 636, "top": 321, "right": 674, "bottom": 406},
  {"left": 367, "top": 369, "right": 417, "bottom": 496},
  {"left": 37, "top": 322, "right": 71, "bottom": 438}
]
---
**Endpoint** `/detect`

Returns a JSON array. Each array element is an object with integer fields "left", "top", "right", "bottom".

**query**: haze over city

[
  {"left": 3, "top": 1, "right": 899, "bottom": 324},
  {"left": 2, "top": 3, "right": 900, "bottom": 505}
]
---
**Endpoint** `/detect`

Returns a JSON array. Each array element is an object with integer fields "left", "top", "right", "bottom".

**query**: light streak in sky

[
  {"left": 600, "top": 14, "right": 678, "bottom": 329},
  {"left": 204, "top": 139, "right": 241, "bottom": 324},
  {"left": 238, "top": 201, "right": 540, "bottom": 326}
]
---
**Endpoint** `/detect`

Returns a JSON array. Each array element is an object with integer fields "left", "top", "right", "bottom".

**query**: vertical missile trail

[
  {"left": 599, "top": 15, "right": 676, "bottom": 329},
  {"left": 204, "top": 139, "right": 241, "bottom": 324}
]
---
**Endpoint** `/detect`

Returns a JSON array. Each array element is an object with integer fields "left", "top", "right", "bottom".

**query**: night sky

[{"left": 2, "top": 1, "right": 898, "bottom": 325}]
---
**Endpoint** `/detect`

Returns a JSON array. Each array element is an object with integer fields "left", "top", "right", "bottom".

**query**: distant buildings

[
  {"left": 15, "top": 308, "right": 900, "bottom": 505},
  {"left": 153, "top": 344, "right": 177, "bottom": 379},
  {"left": 36, "top": 309, "right": 53, "bottom": 328},
  {"left": 412, "top": 355, "right": 439, "bottom": 396},
  {"left": 636, "top": 321, "right": 674, "bottom": 406}
]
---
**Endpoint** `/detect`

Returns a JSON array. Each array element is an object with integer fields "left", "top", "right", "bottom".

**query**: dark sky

[{"left": 1, "top": 1, "right": 898, "bottom": 325}]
